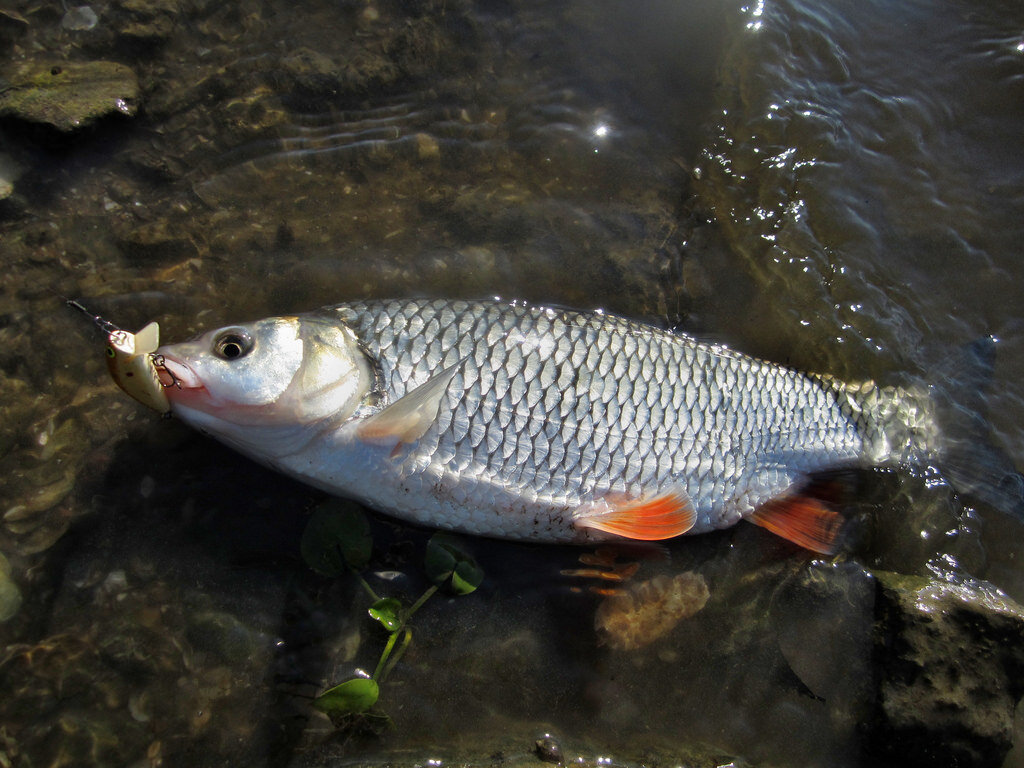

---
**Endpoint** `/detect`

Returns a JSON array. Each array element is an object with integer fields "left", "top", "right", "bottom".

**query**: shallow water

[{"left": 2, "top": 0, "right": 1024, "bottom": 766}]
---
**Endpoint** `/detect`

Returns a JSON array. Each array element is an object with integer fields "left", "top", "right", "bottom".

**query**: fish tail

[
  {"left": 929, "top": 337, "right": 1024, "bottom": 520},
  {"left": 815, "top": 373, "right": 939, "bottom": 468},
  {"left": 829, "top": 337, "right": 1024, "bottom": 520}
]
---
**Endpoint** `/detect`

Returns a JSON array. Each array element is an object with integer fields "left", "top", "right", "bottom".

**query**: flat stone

[
  {"left": 62, "top": 6, "right": 99, "bottom": 31},
  {"left": 0, "top": 60, "right": 139, "bottom": 132}
]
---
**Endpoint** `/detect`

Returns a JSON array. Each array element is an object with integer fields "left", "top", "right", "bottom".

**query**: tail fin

[
  {"left": 817, "top": 338, "right": 1024, "bottom": 521},
  {"left": 932, "top": 337, "right": 1024, "bottom": 520}
]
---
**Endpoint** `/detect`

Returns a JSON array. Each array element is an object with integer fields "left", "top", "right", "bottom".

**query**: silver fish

[{"left": 153, "top": 298, "right": 936, "bottom": 550}]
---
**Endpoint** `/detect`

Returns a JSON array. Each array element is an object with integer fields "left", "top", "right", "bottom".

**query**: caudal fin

[{"left": 934, "top": 337, "right": 1024, "bottom": 520}]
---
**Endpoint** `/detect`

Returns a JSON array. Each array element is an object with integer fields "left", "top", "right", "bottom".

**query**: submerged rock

[
  {"left": 0, "top": 60, "right": 139, "bottom": 132},
  {"left": 865, "top": 568, "right": 1024, "bottom": 768},
  {"left": 114, "top": 0, "right": 179, "bottom": 48},
  {"left": 187, "top": 609, "right": 267, "bottom": 665},
  {"left": 116, "top": 219, "right": 198, "bottom": 263}
]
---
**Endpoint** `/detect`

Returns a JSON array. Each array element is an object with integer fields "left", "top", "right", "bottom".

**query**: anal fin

[
  {"left": 749, "top": 495, "right": 843, "bottom": 555},
  {"left": 573, "top": 489, "right": 695, "bottom": 541}
]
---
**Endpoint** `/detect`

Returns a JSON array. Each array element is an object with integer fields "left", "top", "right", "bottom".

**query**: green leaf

[
  {"left": 313, "top": 677, "right": 380, "bottom": 715},
  {"left": 300, "top": 501, "right": 372, "bottom": 576},
  {"left": 368, "top": 598, "right": 404, "bottom": 632},
  {"left": 451, "top": 558, "right": 484, "bottom": 595},
  {"left": 424, "top": 533, "right": 484, "bottom": 594}
]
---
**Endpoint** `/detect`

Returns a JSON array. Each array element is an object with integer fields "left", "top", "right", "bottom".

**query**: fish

[{"left": 138, "top": 298, "right": 948, "bottom": 553}]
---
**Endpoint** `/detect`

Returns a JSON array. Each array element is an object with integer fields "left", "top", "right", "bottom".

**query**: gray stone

[{"left": 187, "top": 610, "right": 266, "bottom": 664}]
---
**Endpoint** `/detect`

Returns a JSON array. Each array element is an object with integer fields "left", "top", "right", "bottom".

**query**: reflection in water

[{"left": 0, "top": 0, "right": 1023, "bottom": 766}]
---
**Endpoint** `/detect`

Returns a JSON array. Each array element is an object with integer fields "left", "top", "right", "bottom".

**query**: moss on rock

[{"left": 0, "top": 60, "right": 139, "bottom": 131}]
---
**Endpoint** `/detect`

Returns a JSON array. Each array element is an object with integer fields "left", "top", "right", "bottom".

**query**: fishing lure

[{"left": 68, "top": 300, "right": 170, "bottom": 413}]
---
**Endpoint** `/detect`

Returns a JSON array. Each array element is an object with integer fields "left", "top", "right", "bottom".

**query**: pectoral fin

[
  {"left": 357, "top": 363, "right": 460, "bottom": 447},
  {"left": 574, "top": 489, "right": 696, "bottom": 541}
]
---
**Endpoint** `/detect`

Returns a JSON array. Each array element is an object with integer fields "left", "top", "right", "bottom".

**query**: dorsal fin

[{"left": 356, "top": 363, "right": 459, "bottom": 447}]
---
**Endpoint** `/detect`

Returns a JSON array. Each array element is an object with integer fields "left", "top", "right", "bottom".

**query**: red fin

[
  {"left": 574, "top": 491, "right": 695, "bottom": 541},
  {"left": 750, "top": 495, "right": 843, "bottom": 554}
]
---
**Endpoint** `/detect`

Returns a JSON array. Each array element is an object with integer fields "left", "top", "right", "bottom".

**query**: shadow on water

[{"left": 41, "top": 417, "right": 1016, "bottom": 767}]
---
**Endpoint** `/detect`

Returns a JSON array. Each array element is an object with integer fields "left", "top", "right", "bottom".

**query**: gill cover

[{"left": 106, "top": 322, "right": 170, "bottom": 413}]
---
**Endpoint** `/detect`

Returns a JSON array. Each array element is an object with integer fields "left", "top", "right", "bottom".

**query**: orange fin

[
  {"left": 749, "top": 495, "right": 843, "bottom": 554},
  {"left": 573, "top": 490, "right": 696, "bottom": 541}
]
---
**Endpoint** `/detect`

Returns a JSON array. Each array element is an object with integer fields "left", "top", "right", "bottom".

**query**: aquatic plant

[{"left": 300, "top": 501, "right": 483, "bottom": 728}]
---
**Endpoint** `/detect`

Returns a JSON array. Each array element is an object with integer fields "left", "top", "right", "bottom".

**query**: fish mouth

[{"left": 153, "top": 352, "right": 202, "bottom": 391}]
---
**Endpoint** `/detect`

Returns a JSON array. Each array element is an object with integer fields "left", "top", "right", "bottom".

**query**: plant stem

[
  {"left": 368, "top": 583, "right": 439, "bottom": 683},
  {"left": 371, "top": 630, "right": 399, "bottom": 681},
  {"left": 351, "top": 568, "right": 381, "bottom": 602},
  {"left": 379, "top": 628, "right": 413, "bottom": 683},
  {"left": 405, "top": 583, "right": 439, "bottom": 622}
]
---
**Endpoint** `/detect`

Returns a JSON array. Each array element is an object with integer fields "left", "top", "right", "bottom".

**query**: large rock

[
  {"left": 866, "top": 569, "right": 1024, "bottom": 768},
  {"left": 0, "top": 60, "right": 139, "bottom": 132}
]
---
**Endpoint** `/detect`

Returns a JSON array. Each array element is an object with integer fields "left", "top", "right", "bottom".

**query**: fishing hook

[{"left": 149, "top": 353, "right": 182, "bottom": 389}]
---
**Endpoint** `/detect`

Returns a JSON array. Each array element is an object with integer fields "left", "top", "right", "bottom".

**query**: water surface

[{"left": 2, "top": 0, "right": 1024, "bottom": 766}]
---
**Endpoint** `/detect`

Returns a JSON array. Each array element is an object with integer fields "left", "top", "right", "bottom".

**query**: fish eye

[{"left": 212, "top": 329, "right": 253, "bottom": 361}]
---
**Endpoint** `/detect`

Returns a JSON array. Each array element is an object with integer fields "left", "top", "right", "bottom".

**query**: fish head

[{"left": 155, "top": 314, "right": 372, "bottom": 455}]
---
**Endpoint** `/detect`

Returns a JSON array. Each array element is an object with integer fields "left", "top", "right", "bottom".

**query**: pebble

[
  {"left": 62, "top": 6, "right": 98, "bottom": 31},
  {"left": 535, "top": 734, "right": 564, "bottom": 765}
]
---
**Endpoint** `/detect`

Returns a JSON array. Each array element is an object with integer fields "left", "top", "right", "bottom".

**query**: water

[{"left": 1, "top": 0, "right": 1024, "bottom": 766}]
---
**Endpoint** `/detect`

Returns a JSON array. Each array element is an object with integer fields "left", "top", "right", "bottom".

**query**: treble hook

[{"left": 149, "top": 353, "right": 182, "bottom": 389}]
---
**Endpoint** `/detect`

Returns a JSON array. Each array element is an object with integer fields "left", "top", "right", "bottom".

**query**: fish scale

[{"left": 327, "top": 298, "right": 892, "bottom": 538}]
